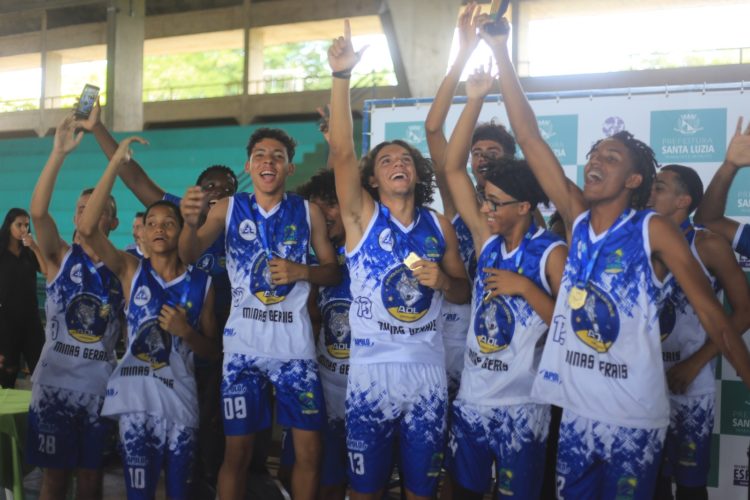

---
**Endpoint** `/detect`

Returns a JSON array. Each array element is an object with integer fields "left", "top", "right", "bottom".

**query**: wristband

[{"left": 332, "top": 70, "right": 352, "bottom": 79}]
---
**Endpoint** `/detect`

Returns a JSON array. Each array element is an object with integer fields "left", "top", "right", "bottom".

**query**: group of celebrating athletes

[{"left": 16, "top": 3, "right": 750, "bottom": 500}]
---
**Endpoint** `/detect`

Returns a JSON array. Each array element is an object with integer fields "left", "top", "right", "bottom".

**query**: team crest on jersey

[
  {"left": 232, "top": 287, "right": 245, "bottom": 307},
  {"left": 659, "top": 297, "right": 677, "bottom": 342},
  {"left": 282, "top": 224, "right": 298, "bottom": 245},
  {"left": 497, "top": 468, "right": 514, "bottom": 496},
  {"left": 298, "top": 391, "right": 318, "bottom": 414},
  {"left": 131, "top": 317, "right": 171, "bottom": 370},
  {"left": 378, "top": 228, "right": 394, "bottom": 252},
  {"left": 66, "top": 293, "right": 108, "bottom": 343},
  {"left": 250, "top": 254, "right": 293, "bottom": 305},
  {"left": 70, "top": 263, "right": 83, "bottom": 284},
  {"left": 133, "top": 286, "right": 152, "bottom": 306},
  {"left": 423, "top": 236, "right": 441, "bottom": 259},
  {"left": 616, "top": 477, "right": 637, "bottom": 498},
  {"left": 571, "top": 282, "right": 620, "bottom": 353},
  {"left": 604, "top": 249, "right": 624, "bottom": 274},
  {"left": 322, "top": 299, "right": 351, "bottom": 359},
  {"left": 239, "top": 219, "right": 257, "bottom": 241},
  {"left": 474, "top": 296, "right": 515, "bottom": 354},
  {"left": 197, "top": 253, "right": 215, "bottom": 272},
  {"left": 381, "top": 264, "right": 432, "bottom": 322}
]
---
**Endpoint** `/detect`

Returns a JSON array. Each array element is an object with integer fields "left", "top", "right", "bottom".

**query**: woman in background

[{"left": 0, "top": 208, "right": 46, "bottom": 388}]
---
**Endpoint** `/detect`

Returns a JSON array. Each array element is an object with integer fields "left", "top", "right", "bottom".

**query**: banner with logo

[{"left": 365, "top": 83, "right": 750, "bottom": 498}]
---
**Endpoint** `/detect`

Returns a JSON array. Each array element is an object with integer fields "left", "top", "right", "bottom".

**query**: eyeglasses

[{"left": 475, "top": 191, "right": 521, "bottom": 211}]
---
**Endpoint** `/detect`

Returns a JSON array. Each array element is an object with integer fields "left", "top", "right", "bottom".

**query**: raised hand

[
  {"left": 181, "top": 186, "right": 207, "bottom": 229},
  {"left": 75, "top": 97, "right": 102, "bottom": 131},
  {"left": 457, "top": 1, "right": 481, "bottom": 55},
  {"left": 726, "top": 116, "right": 750, "bottom": 168},
  {"left": 476, "top": 13, "right": 510, "bottom": 50},
  {"left": 327, "top": 19, "right": 367, "bottom": 73},
  {"left": 111, "top": 136, "right": 148, "bottom": 166},
  {"left": 53, "top": 115, "right": 84, "bottom": 155},
  {"left": 465, "top": 64, "right": 496, "bottom": 100}
]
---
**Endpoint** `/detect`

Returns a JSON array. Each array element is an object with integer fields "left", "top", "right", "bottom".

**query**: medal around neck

[{"left": 568, "top": 286, "right": 587, "bottom": 310}]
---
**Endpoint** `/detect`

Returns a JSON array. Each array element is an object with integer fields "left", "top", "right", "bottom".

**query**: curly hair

[
  {"left": 359, "top": 140, "right": 435, "bottom": 207},
  {"left": 471, "top": 122, "right": 517, "bottom": 157},
  {"left": 196, "top": 164, "right": 238, "bottom": 194},
  {"left": 296, "top": 169, "right": 338, "bottom": 205},
  {"left": 246, "top": 127, "right": 297, "bottom": 162},
  {"left": 483, "top": 157, "right": 549, "bottom": 209},
  {"left": 587, "top": 130, "right": 657, "bottom": 210}
]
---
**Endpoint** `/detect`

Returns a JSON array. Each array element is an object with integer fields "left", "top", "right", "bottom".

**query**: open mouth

[
  {"left": 260, "top": 169, "right": 277, "bottom": 180},
  {"left": 390, "top": 172, "right": 407, "bottom": 181},
  {"left": 585, "top": 169, "right": 603, "bottom": 184}
]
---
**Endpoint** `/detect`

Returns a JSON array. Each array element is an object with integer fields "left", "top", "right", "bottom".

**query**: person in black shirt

[{"left": 0, "top": 208, "right": 46, "bottom": 388}]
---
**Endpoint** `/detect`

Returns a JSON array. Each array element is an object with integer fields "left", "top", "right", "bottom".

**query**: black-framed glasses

[{"left": 475, "top": 190, "right": 521, "bottom": 211}]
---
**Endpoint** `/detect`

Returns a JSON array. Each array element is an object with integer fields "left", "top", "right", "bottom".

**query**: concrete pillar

[
  {"left": 105, "top": 0, "right": 144, "bottom": 132},
  {"left": 43, "top": 52, "right": 63, "bottom": 109},
  {"left": 247, "top": 28, "right": 264, "bottom": 95},
  {"left": 380, "top": 0, "right": 459, "bottom": 98}
]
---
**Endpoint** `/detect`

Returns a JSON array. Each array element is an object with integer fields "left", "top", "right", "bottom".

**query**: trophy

[{"left": 484, "top": 0, "right": 510, "bottom": 36}]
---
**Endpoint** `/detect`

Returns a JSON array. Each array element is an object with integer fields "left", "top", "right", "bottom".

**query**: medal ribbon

[
  {"left": 250, "top": 193, "right": 287, "bottom": 260},
  {"left": 379, "top": 203, "right": 421, "bottom": 263},
  {"left": 574, "top": 209, "right": 632, "bottom": 289},
  {"left": 483, "top": 221, "right": 536, "bottom": 302},
  {"left": 148, "top": 260, "right": 192, "bottom": 308},
  {"left": 680, "top": 218, "right": 696, "bottom": 245}
]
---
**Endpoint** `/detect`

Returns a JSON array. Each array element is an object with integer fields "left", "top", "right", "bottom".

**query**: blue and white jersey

[
  {"left": 101, "top": 260, "right": 211, "bottom": 428},
  {"left": 124, "top": 243, "right": 144, "bottom": 259},
  {"left": 733, "top": 223, "right": 750, "bottom": 259},
  {"left": 532, "top": 210, "right": 673, "bottom": 429},
  {"left": 33, "top": 244, "right": 123, "bottom": 396},
  {"left": 660, "top": 227, "right": 720, "bottom": 397},
  {"left": 459, "top": 227, "right": 563, "bottom": 407},
  {"left": 347, "top": 203, "right": 447, "bottom": 366},
  {"left": 316, "top": 248, "right": 352, "bottom": 389},
  {"left": 224, "top": 192, "right": 313, "bottom": 360},
  {"left": 164, "top": 193, "right": 227, "bottom": 278},
  {"left": 442, "top": 215, "right": 474, "bottom": 348}
]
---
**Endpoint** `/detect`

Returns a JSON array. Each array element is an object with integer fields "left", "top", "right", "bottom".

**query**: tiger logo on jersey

[
  {"left": 659, "top": 296, "right": 677, "bottom": 342},
  {"left": 250, "top": 253, "right": 294, "bottom": 305},
  {"left": 66, "top": 293, "right": 108, "bottom": 343},
  {"left": 571, "top": 283, "right": 620, "bottom": 353},
  {"left": 382, "top": 264, "right": 433, "bottom": 322},
  {"left": 474, "top": 296, "right": 515, "bottom": 354},
  {"left": 131, "top": 317, "right": 171, "bottom": 370},
  {"left": 322, "top": 299, "right": 351, "bottom": 359}
]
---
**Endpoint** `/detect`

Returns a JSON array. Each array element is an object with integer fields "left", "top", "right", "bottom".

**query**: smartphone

[
  {"left": 485, "top": 0, "right": 511, "bottom": 35},
  {"left": 74, "top": 84, "right": 99, "bottom": 118}
]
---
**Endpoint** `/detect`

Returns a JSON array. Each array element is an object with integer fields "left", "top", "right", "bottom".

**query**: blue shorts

[
  {"left": 345, "top": 363, "right": 447, "bottom": 497},
  {"left": 26, "top": 384, "right": 111, "bottom": 469},
  {"left": 662, "top": 394, "right": 714, "bottom": 487},
  {"left": 280, "top": 418, "right": 348, "bottom": 487},
  {"left": 221, "top": 354, "right": 326, "bottom": 435},
  {"left": 119, "top": 412, "right": 197, "bottom": 500},
  {"left": 446, "top": 400, "right": 550, "bottom": 496},
  {"left": 556, "top": 409, "right": 667, "bottom": 500}
]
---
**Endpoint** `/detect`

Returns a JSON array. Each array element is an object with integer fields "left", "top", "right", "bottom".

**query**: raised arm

[
  {"left": 178, "top": 187, "right": 227, "bottom": 265},
  {"left": 650, "top": 215, "right": 750, "bottom": 389},
  {"left": 77, "top": 137, "right": 144, "bottom": 283},
  {"left": 327, "top": 20, "right": 373, "bottom": 249},
  {"left": 694, "top": 117, "right": 750, "bottom": 243},
  {"left": 76, "top": 100, "right": 165, "bottom": 206},
  {"left": 667, "top": 230, "right": 750, "bottom": 393},
  {"left": 30, "top": 115, "right": 82, "bottom": 273},
  {"left": 479, "top": 16, "right": 585, "bottom": 232},
  {"left": 425, "top": 1, "right": 480, "bottom": 220},
  {"left": 444, "top": 66, "right": 496, "bottom": 251}
]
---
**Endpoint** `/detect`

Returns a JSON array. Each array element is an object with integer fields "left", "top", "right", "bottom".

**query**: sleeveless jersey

[
  {"left": 33, "top": 244, "right": 123, "bottom": 396},
  {"left": 660, "top": 227, "right": 720, "bottom": 397},
  {"left": 223, "top": 192, "right": 313, "bottom": 359},
  {"left": 347, "top": 203, "right": 447, "bottom": 366},
  {"left": 101, "top": 260, "right": 211, "bottom": 428},
  {"left": 459, "top": 227, "right": 564, "bottom": 407},
  {"left": 442, "top": 215, "right": 474, "bottom": 347},
  {"left": 733, "top": 223, "right": 750, "bottom": 259},
  {"left": 124, "top": 243, "right": 144, "bottom": 259},
  {"left": 316, "top": 247, "right": 352, "bottom": 389},
  {"left": 532, "top": 210, "right": 673, "bottom": 429}
]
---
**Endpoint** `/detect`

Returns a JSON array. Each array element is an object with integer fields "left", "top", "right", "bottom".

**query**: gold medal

[
  {"left": 99, "top": 303, "right": 111, "bottom": 319},
  {"left": 568, "top": 287, "right": 587, "bottom": 310}
]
